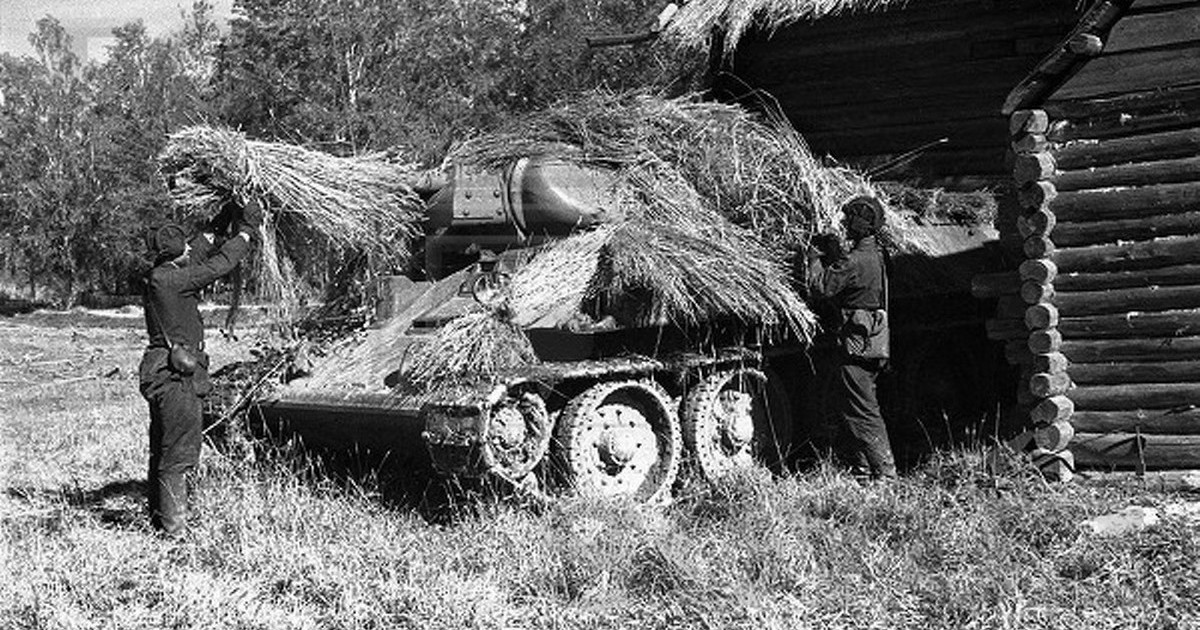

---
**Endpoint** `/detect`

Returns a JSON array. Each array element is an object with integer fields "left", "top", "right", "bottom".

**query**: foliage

[
  {"left": 0, "top": 0, "right": 702, "bottom": 304},
  {"left": 216, "top": 0, "right": 702, "bottom": 163},
  {"left": 0, "top": 6, "right": 221, "bottom": 305}
]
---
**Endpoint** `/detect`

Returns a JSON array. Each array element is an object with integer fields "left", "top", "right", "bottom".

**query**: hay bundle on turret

[{"left": 158, "top": 126, "right": 425, "bottom": 321}]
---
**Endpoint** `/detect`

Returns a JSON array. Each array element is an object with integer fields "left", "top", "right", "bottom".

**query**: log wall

[
  {"left": 718, "top": 0, "right": 1081, "bottom": 188},
  {"left": 993, "top": 43, "right": 1200, "bottom": 472}
]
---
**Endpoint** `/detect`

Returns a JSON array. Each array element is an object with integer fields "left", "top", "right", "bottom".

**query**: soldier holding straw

[
  {"left": 808, "top": 196, "right": 898, "bottom": 481},
  {"left": 139, "top": 201, "right": 261, "bottom": 536}
]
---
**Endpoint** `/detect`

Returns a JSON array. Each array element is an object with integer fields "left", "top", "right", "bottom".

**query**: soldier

[
  {"left": 808, "top": 196, "right": 897, "bottom": 480},
  {"left": 139, "top": 201, "right": 261, "bottom": 535}
]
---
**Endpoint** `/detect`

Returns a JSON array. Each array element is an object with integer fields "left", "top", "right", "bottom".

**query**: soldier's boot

[{"left": 151, "top": 472, "right": 190, "bottom": 537}]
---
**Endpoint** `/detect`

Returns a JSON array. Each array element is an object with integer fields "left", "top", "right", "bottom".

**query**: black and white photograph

[{"left": 2, "top": 0, "right": 1199, "bottom": 627}]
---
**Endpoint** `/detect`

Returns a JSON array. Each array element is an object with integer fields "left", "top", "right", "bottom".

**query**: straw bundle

[
  {"left": 508, "top": 226, "right": 612, "bottom": 328},
  {"left": 158, "top": 126, "right": 425, "bottom": 320},
  {"left": 450, "top": 91, "right": 870, "bottom": 253},
  {"left": 662, "top": 0, "right": 907, "bottom": 56},
  {"left": 398, "top": 312, "right": 540, "bottom": 391}
]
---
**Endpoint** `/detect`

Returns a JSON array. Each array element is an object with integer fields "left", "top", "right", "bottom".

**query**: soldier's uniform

[
  {"left": 809, "top": 197, "right": 897, "bottom": 480},
  {"left": 140, "top": 222, "right": 253, "bottom": 535}
]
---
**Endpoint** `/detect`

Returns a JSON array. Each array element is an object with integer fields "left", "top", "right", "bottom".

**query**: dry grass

[
  {"left": 4, "top": 322, "right": 1200, "bottom": 629},
  {"left": 448, "top": 91, "right": 862, "bottom": 348},
  {"left": 158, "top": 126, "right": 425, "bottom": 321},
  {"left": 450, "top": 91, "right": 869, "bottom": 252},
  {"left": 663, "top": 0, "right": 908, "bottom": 56},
  {"left": 398, "top": 311, "right": 541, "bottom": 392}
]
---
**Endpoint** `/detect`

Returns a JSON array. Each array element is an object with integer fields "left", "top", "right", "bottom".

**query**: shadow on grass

[{"left": 5, "top": 479, "right": 147, "bottom": 529}]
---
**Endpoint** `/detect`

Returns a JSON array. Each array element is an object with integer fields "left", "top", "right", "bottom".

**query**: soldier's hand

[
  {"left": 204, "top": 201, "right": 235, "bottom": 236},
  {"left": 238, "top": 199, "right": 264, "bottom": 234},
  {"left": 812, "top": 232, "right": 844, "bottom": 264}
]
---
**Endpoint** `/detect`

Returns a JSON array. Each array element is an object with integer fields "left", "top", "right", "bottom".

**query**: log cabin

[
  {"left": 985, "top": 0, "right": 1200, "bottom": 475},
  {"left": 662, "top": 0, "right": 1200, "bottom": 474},
  {"left": 659, "top": 1, "right": 1093, "bottom": 464}
]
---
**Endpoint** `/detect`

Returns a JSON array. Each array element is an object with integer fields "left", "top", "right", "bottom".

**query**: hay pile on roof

[
  {"left": 663, "top": 0, "right": 906, "bottom": 56},
  {"left": 158, "top": 126, "right": 425, "bottom": 320}
]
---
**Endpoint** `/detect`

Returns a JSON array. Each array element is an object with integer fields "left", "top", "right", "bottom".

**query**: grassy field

[{"left": 2, "top": 315, "right": 1199, "bottom": 629}]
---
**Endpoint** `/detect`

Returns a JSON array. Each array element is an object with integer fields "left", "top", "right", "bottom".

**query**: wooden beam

[
  {"left": 1032, "top": 395, "right": 1075, "bottom": 424},
  {"left": 1062, "top": 335, "right": 1200, "bottom": 362},
  {"left": 1010, "top": 109, "right": 1050, "bottom": 136},
  {"left": 1052, "top": 235, "right": 1200, "bottom": 273},
  {"left": 1067, "top": 33, "right": 1105, "bottom": 56},
  {"left": 1020, "top": 258, "right": 1058, "bottom": 284},
  {"left": 1017, "top": 207, "right": 1057, "bottom": 238},
  {"left": 1018, "top": 181, "right": 1058, "bottom": 210},
  {"left": 1102, "top": 5, "right": 1200, "bottom": 54},
  {"left": 1030, "top": 371, "right": 1072, "bottom": 397},
  {"left": 1071, "top": 383, "right": 1200, "bottom": 410},
  {"left": 1056, "top": 263, "right": 1200, "bottom": 291},
  {"left": 1052, "top": 211, "right": 1200, "bottom": 248},
  {"left": 1071, "top": 360, "right": 1200, "bottom": 385},
  {"left": 1059, "top": 309, "right": 1200, "bottom": 339},
  {"left": 1029, "top": 329, "right": 1063, "bottom": 354},
  {"left": 1051, "top": 46, "right": 1200, "bottom": 102},
  {"left": 1049, "top": 181, "right": 1200, "bottom": 222},
  {"left": 1072, "top": 432, "right": 1200, "bottom": 468},
  {"left": 1054, "top": 155, "right": 1200, "bottom": 192},
  {"left": 1054, "top": 128, "right": 1200, "bottom": 170},
  {"left": 1034, "top": 352, "right": 1070, "bottom": 375},
  {"left": 1055, "top": 285, "right": 1200, "bottom": 317},
  {"left": 1002, "top": 0, "right": 1130, "bottom": 114},
  {"left": 1071, "top": 408, "right": 1200, "bottom": 434},
  {"left": 1021, "top": 280, "right": 1055, "bottom": 304},
  {"left": 1049, "top": 107, "right": 1200, "bottom": 143},
  {"left": 1034, "top": 419, "right": 1075, "bottom": 451},
  {"left": 1026, "top": 303, "right": 1060, "bottom": 330},
  {"left": 1043, "top": 83, "right": 1200, "bottom": 119},
  {"left": 1013, "top": 152, "right": 1057, "bottom": 184}
]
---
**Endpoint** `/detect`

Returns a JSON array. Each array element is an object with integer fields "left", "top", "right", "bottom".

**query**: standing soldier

[
  {"left": 139, "top": 201, "right": 261, "bottom": 536},
  {"left": 808, "top": 196, "right": 897, "bottom": 481}
]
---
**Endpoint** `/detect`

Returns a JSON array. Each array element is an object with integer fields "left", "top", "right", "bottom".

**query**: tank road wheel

[
  {"left": 486, "top": 392, "right": 551, "bottom": 482},
  {"left": 555, "top": 380, "right": 681, "bottom": 503},
  {"left": 682, "top": 368, "right": 792, "bottom": 480}
]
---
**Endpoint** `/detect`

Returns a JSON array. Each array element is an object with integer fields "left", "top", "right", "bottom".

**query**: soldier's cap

[
  {"left": 842, "top": 196, "right": 885, "bottom": 237},
  {"left": 147, "top": 223, "right": 187, "bottom": 263}
]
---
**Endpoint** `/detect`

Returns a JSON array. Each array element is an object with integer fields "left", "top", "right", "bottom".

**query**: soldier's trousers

[
  {"left": 139, "top": 348, "right": 204, "bottom": 535},
  {"left": 837, "top": 357, "right": 897, "bottom": 479}
]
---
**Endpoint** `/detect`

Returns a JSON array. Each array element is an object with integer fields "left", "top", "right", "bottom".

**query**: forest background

[{"left": 0, "top": 0, "right": 700, "bottom": 306}]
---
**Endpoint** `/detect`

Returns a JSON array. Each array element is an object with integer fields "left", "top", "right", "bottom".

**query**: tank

[{"left": 253, "top": 157, "right": 801, "bottom": 501}]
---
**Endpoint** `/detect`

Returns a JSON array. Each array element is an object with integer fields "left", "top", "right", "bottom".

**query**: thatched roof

[{"left": 663, "top": 0, "right": 907, "bottom": 55}]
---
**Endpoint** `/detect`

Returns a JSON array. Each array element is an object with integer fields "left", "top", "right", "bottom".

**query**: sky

[{"left": 0, "top": 0, "right": 235, "bottom": 62}]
